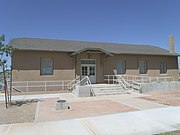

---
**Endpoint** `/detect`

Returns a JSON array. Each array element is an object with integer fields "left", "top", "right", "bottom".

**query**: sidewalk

[
  {"left": 0, "top": 93, "right": 60, "bottom": 101},
  {"left": 1, "top": 106, "right": 180, "bottom": 135}
]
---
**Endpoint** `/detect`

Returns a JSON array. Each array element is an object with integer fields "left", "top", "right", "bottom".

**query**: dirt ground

[
  {"left": 37, "top": 98, "right": 137, "bottom": 122},
  {"left": 139, "top": 90, "right": 180, "bottom": 106},
  {"left": 0, "top": 100, "right": 37, "bottom": 125}
]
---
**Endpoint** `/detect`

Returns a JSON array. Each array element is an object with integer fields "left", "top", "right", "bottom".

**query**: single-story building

[{"left": 9, "top": 36, "right": 179, "bottom": 84}]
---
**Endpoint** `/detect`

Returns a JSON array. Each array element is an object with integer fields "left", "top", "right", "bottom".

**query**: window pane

[
  {"left": 139, "top": 60, "right": 147, "bottom": 74},
  {"left": 89, "top": 66, "right": 95, "bottom": 75},
  {"left": 116, "top": 60, "right": 125, "bottom": 74},
  {"left": 160, "top": 61, "right": 167, "bottom": 74},
  {"left": 81, "top": 60, "right": 96, "bottom": 64},
  {"left": 82, "top": 66, "right": 88, "bottom": 76},
  {"left": 40, "top": 58, "right": 53, "bottom": 75}
]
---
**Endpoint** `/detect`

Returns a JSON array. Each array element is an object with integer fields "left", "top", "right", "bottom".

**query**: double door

[{"left": 81, "top": 63, "right": 96, "bottom": 84}]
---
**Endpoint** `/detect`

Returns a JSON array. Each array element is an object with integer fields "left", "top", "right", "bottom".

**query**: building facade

[{"left": 10, "top": 37, "right": 179, "bottom": 83}]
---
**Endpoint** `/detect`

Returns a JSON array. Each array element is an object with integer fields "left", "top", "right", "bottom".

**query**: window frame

[
  {"left": 40, "top": 58, "right": 54, "bottom": 75},
  {"left": 160, "top": 61, "right": 167, "bottom": 74},
  {"left": 116, "top": 60, "right": 126, "bottom": 75},
  {"left": 139, "top": 60, "right": 148, "bottom": 74}
]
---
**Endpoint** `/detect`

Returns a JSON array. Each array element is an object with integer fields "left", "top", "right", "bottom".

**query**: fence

[
  {"left": 105, "top": 75, "right": 174, "bottom": 84},
  {"left": 8, "top": 80, "right": 72, "bottom": 93}
]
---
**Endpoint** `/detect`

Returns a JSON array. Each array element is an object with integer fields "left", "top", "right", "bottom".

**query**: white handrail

[
  {"left": 67, "top": 76, "right": 80, "bottom": 91},
  {"left": 117, "top": 75, "right": 129, "bottom": 85},
  {"left": 116, "top": 78, "right": 128, "bottom": 89},
  {"left": 8, "top": 80, "right": 72, "bottom": 93},
  {"left": 105, "top": 75, "right": 174, "bottom": 84},
  {"left": 77, "top": 76, "right": 91, "bottom": 86},
  {"left": 114, "top": 75, "right": 129, "bottom": 89},
  {"left": 77, "top": 76, "right": 95, "bottom": 96}
]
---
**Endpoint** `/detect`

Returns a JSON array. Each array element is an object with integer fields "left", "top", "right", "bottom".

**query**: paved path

[
  {"left": 1, "top": 106, "right": 180, "bottom": 135},
  {"left": 108, "top": 96, "right": 167, "bottom": 110},
  {"left": 58, "top": 93, "right": 167, "bottom": 110},
  {"left": 0, "top": 93, "right": 60, "bottom": 101}
]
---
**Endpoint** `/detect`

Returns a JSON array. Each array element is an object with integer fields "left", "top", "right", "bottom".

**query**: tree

[{"left": 0, "top": 34, "right": 15, "bottom": 108}]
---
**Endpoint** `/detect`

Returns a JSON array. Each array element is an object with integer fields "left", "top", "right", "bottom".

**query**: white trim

[{"left": 80, "top": 59, "right": 96, "bottom": 83}]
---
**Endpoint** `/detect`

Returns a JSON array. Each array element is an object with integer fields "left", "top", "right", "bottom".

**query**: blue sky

[{"left": 1, "top": 0, "right": 180, "bottom": 68}]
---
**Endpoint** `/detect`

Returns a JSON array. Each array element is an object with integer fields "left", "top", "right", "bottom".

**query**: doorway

[{"left": 81, "top": 59, "right": 96, "bottom": 83}]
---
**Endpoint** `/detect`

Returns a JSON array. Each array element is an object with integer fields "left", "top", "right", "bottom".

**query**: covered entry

[
  {"left": 81, "top": 59, "right": 96, "bottom": 83},
  {"left": 71, "top": 48, "right": 113, "bottom": 84}
]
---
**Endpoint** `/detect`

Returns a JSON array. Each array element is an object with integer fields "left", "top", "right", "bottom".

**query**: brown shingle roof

[{"left": 9, "top": 38, "right": 178, "bottom": 56}]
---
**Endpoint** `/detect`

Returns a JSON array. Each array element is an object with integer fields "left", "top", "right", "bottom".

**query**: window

[
  {"left": 89, "top": 66, "right": 95, "bottom": 75},
  {"left": 40, "top": 58, "right": 53, "bottom": 75},
  {"left": 160, "top": 61, "right": 167, "bottom": 74},
  {"left": 139, "top": 60, "right": 147, "bottom": 74},
  {"left": 116, "top": 60, "right": 125, "bottom": 74},
  {"left": 81, "top": 66, "right": 88, "bottom": 76},
  {"left": 81, "top": 59, "right": 96, "bottom": 64}
]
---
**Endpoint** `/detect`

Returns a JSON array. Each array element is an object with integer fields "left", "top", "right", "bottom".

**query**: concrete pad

[
  {"left": 109, "top": 97, "right": 167, "bottom": 110},
  {"left": 80, "top": 111, "right": 177, "bottom": 135},
  {"left": 139, "top": 107, "right": 180, "bottom": 125},
  {"left": 37, "top": 98, "right": 137, "bottom": 122},
  {"left": 0, "top": 124, "right": 11, "bottom": 135},
  {"left": 5, "top": 120, "right": 91, "bottom": 135},
  {"left": 1, "top": 106, "right": 180, "bottom": 135}
]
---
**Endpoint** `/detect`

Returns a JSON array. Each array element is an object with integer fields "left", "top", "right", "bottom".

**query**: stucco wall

[
  {"left": 12, "top": 51, "right": 75, "bottom": 81},
  {"left": 105, "top": 54, "right": 179, "bottom": 81},
  {"left": 12, "top": 51, "right": 179, "bottom": 82}
]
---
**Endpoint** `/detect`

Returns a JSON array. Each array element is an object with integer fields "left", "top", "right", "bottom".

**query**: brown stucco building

[{"left": 9, "top": 37, "right": 179, "bottom": 83}]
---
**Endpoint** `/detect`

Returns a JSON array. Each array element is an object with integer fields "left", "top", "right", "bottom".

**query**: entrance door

[{"left": 81, "top": 60, "right": 96, "bottom": 83}]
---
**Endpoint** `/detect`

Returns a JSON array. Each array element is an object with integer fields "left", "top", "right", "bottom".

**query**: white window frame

[
  {"left": 116, "top": 60, "right": 126, "bottom": 75},
  {"left": 40, "top": 58, "right": 54, "bottom": 75}
]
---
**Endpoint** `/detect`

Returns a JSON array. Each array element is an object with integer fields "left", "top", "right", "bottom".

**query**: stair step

[
  {"left": 92, "top": 86, "right": 123, "bottom": 89},
  {"left": 132, "top": 85, "right": 140, "bottom": 89},
  {"left": 95, "top": 91, "right": 127, "bottom": 96},
  {"left": 93, "top": 90, "right": 125, "bottom": 93},
  {"left": 93, "top": 88, "right": 124, "bottom": 91}
]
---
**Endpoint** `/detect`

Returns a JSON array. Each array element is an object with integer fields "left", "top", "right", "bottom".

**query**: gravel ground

[{"left": 0, "top": 100, "right": 37, "bottom": 125}]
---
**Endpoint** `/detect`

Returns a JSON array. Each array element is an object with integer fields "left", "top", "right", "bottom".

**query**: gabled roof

[
  {"left": 71, "top": 48, "right": 114, "bottom": 56},
  {"left": 9, "top": 38, "right": 179, "bottom": 56}
]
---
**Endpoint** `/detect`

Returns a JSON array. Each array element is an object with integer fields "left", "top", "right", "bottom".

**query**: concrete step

[
  {"left": 92, "top": 84, "right": 127, "bottom": 96},
  {"left": 93, "top": 89, "right": 125, "bottom": 93},
  {"left": 93, "top": 87, "right": 124, "bottom": 91},
  {"left": 94, "top": 91, "right": 127, "bottom": 96}
]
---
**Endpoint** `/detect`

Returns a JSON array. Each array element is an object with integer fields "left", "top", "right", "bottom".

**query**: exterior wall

[
  {"left": 105, "top": 54, "right": 179, "bottom": 81},
  {"left": 12, "top": 50, "right": 179, "bottom": 83},
  {"left": 12, "top": 51, "right": 75, "bottom": 81}
]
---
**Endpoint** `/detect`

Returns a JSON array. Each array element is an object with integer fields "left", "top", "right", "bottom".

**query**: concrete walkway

[
  {"left": 0, "top": 93, "right": 60, "bottom": 101},
  {"left": 1, "top": 106, "right": 180, "bottom": 135},
  {"left": 58, "top": 93, "right": 167, "bottom": 110},
  {"left": 108, "top": 96, "right": 167, "bottom": 110}
]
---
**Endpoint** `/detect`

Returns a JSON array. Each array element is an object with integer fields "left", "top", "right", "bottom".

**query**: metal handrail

[
  {"left": 105, "top": 75, "right": 174, "bottom": 84},
  {"left": 77, "top": 76, "right": 91, "bottom": 86},
  {"left": 77, "top": 76, "right": 95, "bottom": 96},
  {"left": 67, "top": 76, "right": 80, "bottom": 91},
  {"left": 8, "top": 80, "right": 72, "bottom": 92}
]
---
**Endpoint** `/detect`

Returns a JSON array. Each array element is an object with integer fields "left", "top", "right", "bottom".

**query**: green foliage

[
  {"left": 0, "top": 34, "right": 15, "bottom": 108},
  {"left": 0, "top": 34, "right": 15, "bottom": 67}
]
